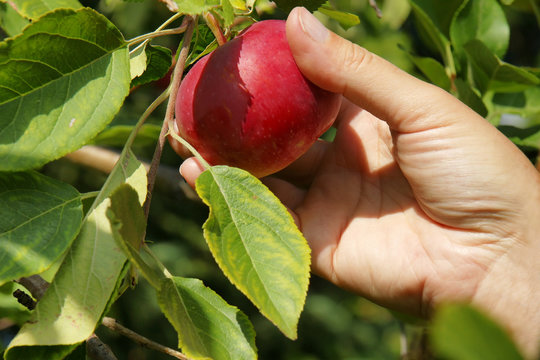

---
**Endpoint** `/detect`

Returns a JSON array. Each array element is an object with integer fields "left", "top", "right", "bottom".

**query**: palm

[{"left": 284, "top": 103, "right": 513, "bottom": 316}]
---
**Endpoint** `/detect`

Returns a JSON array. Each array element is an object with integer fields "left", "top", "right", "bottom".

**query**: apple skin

[{"left": 170, "top": 20, "right": 342, "bottom": 178}]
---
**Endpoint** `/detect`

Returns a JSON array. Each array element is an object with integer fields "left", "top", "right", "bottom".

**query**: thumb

[{"left": 285, "top": 7, "right": 479, "bottom": 133}]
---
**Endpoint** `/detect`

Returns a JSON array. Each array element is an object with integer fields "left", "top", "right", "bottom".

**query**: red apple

[{"left": 169, "top": 20, "right": 342, "bottom": 178}]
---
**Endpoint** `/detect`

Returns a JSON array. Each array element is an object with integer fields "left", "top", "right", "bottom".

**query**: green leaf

[
  {"left": 430, "top": 303, "right": 523, "bottom": 360},
  {"left": 5, "top": 149, "right": 147, "bottom": 358},
  {"left": 129, "top": 42, "right": 148, "bottom": 80},
  {"left": 186, "top": 23, "right": 217, "bottom": 67},
  {"left": 455, "top": 78, "right": 488, "bottom": 117},
  {"left": 195, "top": 166, "right": 311, "bottom": 339},
  {"left": 92, "top": 124, "right": 161, "bottom": 149},
  {"left": 0, "top": 8, "right": 130, "bottom": 171},
  {"left": 317, "top": 4, "right": 360, "bottom": 30},
  {"left": 158, "top": 277, "right": 257, "bottom": 360},
  {"left": 107, "top": 186, "right": 257, "bottom": 360},
  {"left": 6, "top": 0, "right": 82, "bottom": 20},
  {"left": 487, "top": 87, "right": 540, "bottom": 125},
  {"left": 498, "top": 124, "right": 540, "bottom": 149},
  {"left": 0, "top": 171, "right": 83, "bottom": 287},
  {"left": 131, "top": 44, "right": 172, "bottom": 88},
  {"left": 0, "top": 1, "right": 29, "bottom": 37},
  {"left": 406, "top": 52, "right": 451, "bottom": 90},
  {"left": 464, "top": 39, "right": 540, "bottom": 94},
  {"left": 107, "top": 185, "right": 162, "bottom": 289},
  {"left": 450, "top": 0, "right": 509, "bottom": 60},
  {"left": 220, "top": 0, "right": 234, "bottom": 27},
  {"left": 173, "top": 0, "right": 219, "bottom": 15},
  {"left": 273, "top": 0, "right": 325, "bottom": 13},
  {"left": 409, "top": 0, "right": 455, "bottom": 64}
]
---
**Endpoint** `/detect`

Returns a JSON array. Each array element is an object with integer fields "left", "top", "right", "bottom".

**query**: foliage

[{"left": 0, "top": 0, "right": 538, "bottom": 359}]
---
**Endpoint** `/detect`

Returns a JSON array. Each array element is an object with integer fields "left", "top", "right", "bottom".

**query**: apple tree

[{"left": 0, "top": 0, "right": 538, "bottom": 359}]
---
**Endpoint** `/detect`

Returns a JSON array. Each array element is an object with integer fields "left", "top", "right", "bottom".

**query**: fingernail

[{"left": 298, "top": 7, "right": 329, "bottom": 43}]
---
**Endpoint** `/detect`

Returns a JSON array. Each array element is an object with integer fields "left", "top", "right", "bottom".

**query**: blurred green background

[{"left": 1, "top": 0, "right": 538, "bottom": 358}]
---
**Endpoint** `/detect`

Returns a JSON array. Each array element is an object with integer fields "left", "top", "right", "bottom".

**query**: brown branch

[
  {"left": 144, "top": 15, "right": 198, "bottom": 218},
  {"left": 101, "top": 317, "right": 191, "bottom": 360},
  {"left": 64, "top": 145, "right": 199, "bottom": 201},
  {"left": 369, "top": 0, "right": 382, "bottom": 18},
  {"left": 86, "top": 334, "right": 118, "bottom": 360}
]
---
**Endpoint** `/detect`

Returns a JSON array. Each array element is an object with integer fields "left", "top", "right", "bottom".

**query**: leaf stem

[
  {"left": 128, "top": 26, "right": 189, "bottom": 48},
  {"left": 144, "top": 15, "right": 198, "bottom": 218},
  {"left": 167, "top": 119, "right": 211, "bottom": 169},
  {"left": 204, "top": 11, "right": 227, "bottom": 46},
  {"left": 80, "top": 191, "right": 100, "bottom": 200}
]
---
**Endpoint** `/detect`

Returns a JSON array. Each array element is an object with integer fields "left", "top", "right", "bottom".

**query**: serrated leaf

[
  {"left": 6, "top": 0, "right": 82, "bottom": 20},
  {"left": 107, "top": 185, "right": 257, "bottom": 360},
  {"left": 131, "top": 44, "right": 172, "bottom": 88},
  {"left": 273, "top": 0, "right": 325, "bottom": 13},
  {"left": 450, "top": 0, "right": 509, "bottom": 61},
  {"left": 5, "top": 149, "right": 147, "bottom": 358},
  {"left": 158, "top": 277, "right": 257, "bottom": 360},
  {"left": 173, "top": 0, "right": 219, "bottom": 15},
  {"left": 0, "top": 1, "right": 29, "bottom": 37},
  {"left": 195, "top": 166, "right": 310, "bottom": 339},
  {"left": 464, "top": 39, "right": 540, "bottom": 94},
  {"left": 430, "top": 303, "right": 523, "bottom": 360},
  {"left": 0, "top": 171, "right": 83, "bottom": 287},
  {"left": 0, "top": 8, "right": 130, "bottom": 171},
  {"left": 317, "top": 4, "right": 360, "bottom": 30}
]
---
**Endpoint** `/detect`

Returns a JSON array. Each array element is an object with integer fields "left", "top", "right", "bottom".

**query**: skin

[{"left": 180, "top": 7, "right": 540, "bottom": 358}]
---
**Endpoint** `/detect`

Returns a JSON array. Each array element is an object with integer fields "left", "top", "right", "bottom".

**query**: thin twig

[
  {"left": 128, "top": 25, "right": 189, "bottom": 47},
  {"left": 369, "top": 0, "right": 382, "bottom": 18},
  {"left": 101, "top": 317, "right": 191, "bottom": 360},
  {"left": 144, "top": 15, "right": 198, "bottom": 218}
]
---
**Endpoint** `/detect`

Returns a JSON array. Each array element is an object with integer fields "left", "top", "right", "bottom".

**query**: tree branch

[
  {"left": 144, "top": 15, "right": 198, "bottom": 218},
  {"left": 64, "top": 145, "right": 199, "bottom": 201},
  {"left": 101, "top": 317, "right": 191, "bottom": 360}
]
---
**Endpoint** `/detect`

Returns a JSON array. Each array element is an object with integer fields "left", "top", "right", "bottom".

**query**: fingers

[
  {"left": 285, "top": 7, "right": 481, "bottom": 134},
  {"left": 179, "top": 157, "right": 205, "bottom": 188}
]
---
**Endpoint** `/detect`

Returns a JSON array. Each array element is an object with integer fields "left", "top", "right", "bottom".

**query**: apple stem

[
  {"left": 166, "top": 118, "right": 212, "bottom": 170},
  {"left": 204, "top": 11, "right": 227, "bottom": 46}
]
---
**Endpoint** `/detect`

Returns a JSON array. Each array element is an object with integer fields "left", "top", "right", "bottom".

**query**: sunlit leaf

[
  {"left": 5, "top": 149, "right": 147, "bottom": 359},
  {"left": 107, "top": 185, "right": 257, "bottom": 360},
  {"left": 0, "top": 8, "right": 130, "bottom": 171},
  {"left": 0, "top": 171, "right": 82, "bottom": 286},
  {"left": 173, "top": 0, "right": 219, "bottom": 15},
  {"left": 0, "top": 1, "right": 29, "bottom": 37},
  {"left": 131, "top": 44, "right": 172, "bottom": 88},
  {"left": 450, "top": 0, "right": 509, "bottom": 60},
  {"left": 6, "top": 0, "right": 81, "bottom": 20},
  {"left": 317, "top": 4, "right": 360, "bottom": 30},
  {"left": 196, "top": 166, "right": 310, "bottom": 339}
]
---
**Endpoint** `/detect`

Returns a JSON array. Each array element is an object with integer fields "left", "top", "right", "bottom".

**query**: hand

[{"left": 180, "top": 7, "right": 540, "bottom": 357}]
